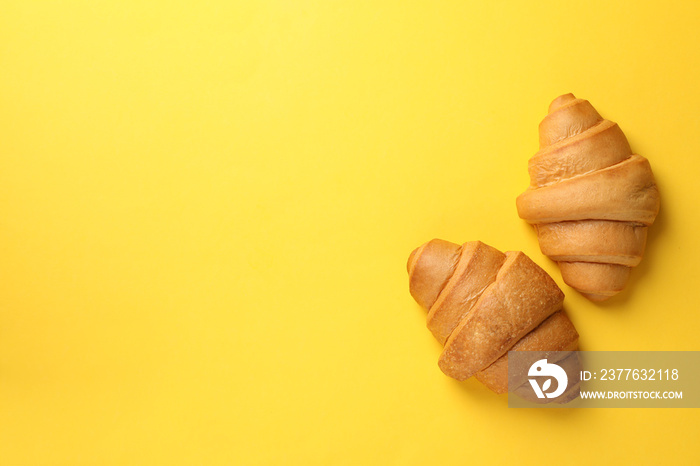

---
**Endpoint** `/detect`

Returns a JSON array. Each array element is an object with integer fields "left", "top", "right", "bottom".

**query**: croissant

[
  {"left": 516, "top": 94, "right": 660, "bottom": 301},
  {"left": 407, "top": 239, "right": 579, "bottom": 398}
]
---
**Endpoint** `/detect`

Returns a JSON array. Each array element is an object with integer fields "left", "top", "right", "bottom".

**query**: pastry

[
  {"left": 516, "top": 94, "right": 660, "bottom": 301},
  {"left": 407, "top": 239, "right": 579, "bottom": 397}
]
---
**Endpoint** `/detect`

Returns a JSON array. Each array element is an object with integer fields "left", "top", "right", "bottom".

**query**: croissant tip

[
  {"left": 548, "top": 93, "right": 577, "bottom": 113},
  {"left": 407, "top": 246, "right": 421, "bottom": 275}
]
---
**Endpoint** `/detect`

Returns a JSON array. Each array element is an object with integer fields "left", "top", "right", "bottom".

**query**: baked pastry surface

[
  {"left": 517, "top": 94, "right": 660, "bottom": 301},
  {"left": 407, "top": 239, "right": 578, "bottom": 396}
]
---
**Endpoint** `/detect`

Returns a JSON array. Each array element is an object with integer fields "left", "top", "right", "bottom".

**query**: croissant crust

[
  {"left": 407, "top": 239, "right": 579, "bottom": 397},
  {"left": 516, "top": 94, "right": 660, "bottom": 301}
]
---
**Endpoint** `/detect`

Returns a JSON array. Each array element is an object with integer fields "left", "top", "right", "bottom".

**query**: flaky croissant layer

[
  {"left": 516, "top": 94, "right": 660, "bottom": 301},
  {"left": 407, "top": 239, "right": 579, "bottom": 399}
]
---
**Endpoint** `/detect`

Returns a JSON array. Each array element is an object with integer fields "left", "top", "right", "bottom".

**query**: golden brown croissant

[
  {"left": 407, "top": 239, "right": 579, "bottom": 397},
  {"left": 516, "top": 94, "right": 660, "bottom": 301}
]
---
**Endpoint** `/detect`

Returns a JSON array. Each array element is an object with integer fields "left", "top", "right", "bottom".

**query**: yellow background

[{"left": 1, "top": 1, "right": 698, "bottom": 464}]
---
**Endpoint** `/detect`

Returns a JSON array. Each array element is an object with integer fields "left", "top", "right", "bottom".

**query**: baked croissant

[
  {"left": 407, "top": 239, "right": 579, "bottom": 398},
  {"left": 516, "top": 94, "right": 660, "bottom": 301}
]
